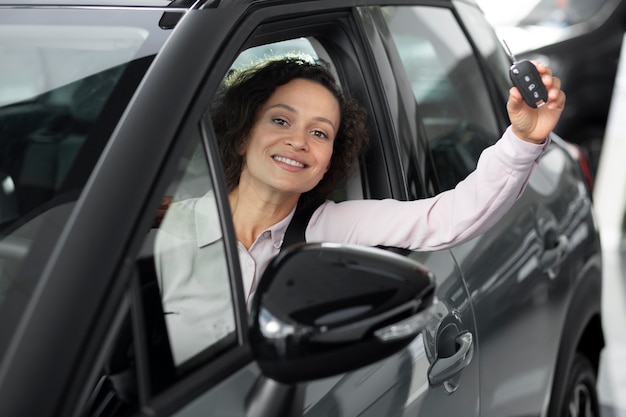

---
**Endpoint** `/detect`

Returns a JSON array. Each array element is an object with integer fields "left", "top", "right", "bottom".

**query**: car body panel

[{"left": 451, "top": 142, "right": 601, "bottom": 415}]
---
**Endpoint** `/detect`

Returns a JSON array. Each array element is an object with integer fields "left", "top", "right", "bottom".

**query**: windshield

[{"left": 0, "top": 7, "right": 174, "bottom": 319}]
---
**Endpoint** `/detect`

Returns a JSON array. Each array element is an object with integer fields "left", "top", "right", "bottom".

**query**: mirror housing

[{"left": 248, "top": 243, "right": 435, "bottom": 383}]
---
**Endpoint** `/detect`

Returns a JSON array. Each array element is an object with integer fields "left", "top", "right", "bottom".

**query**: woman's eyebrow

[{"left": 268, "top": 103, "right": 336, "bottom": 130}]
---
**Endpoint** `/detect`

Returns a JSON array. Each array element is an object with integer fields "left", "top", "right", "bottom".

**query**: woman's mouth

[{"left": 273, "top": 155, "right": 305, "bottom": 168}]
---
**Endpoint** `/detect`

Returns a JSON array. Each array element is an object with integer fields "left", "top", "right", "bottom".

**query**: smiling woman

[
  {"left": 212, "top": 57, "right": 369, "bottom": 208},
  {"left": 154, "top": 57, "right": 371, "bottom": 363},
  {"left": 153, "top": 48, "right": 564, "bottom": 365},
  {"left": 234, "top": 78, "right": 339, "bottom": 210}
]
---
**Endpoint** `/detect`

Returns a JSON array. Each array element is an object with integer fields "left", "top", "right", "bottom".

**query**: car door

[
  {"left": 454, "top": 4, "right": 602, "bottom": 416},
  {"left": 229, "top": 6, "right": 480, "bottom": 417},
  {"left": 370, "top": 3, "right": 600, "bottom": 417},
  {"left": 368, "top": 4, "right": 565, "bottom": 416},
  {"left": 107, "top": 3, "right": 479, "bottom": 417},
  {"left": 61, "top": 3, "right": 479, "bottom": 417}
]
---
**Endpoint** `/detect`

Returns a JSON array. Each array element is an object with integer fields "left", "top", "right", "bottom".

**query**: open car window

[{"left": 227, "top": 37, "right": 364, "bottom": 202}]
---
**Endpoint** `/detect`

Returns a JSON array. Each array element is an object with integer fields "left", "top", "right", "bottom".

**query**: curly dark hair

[{"left": 211, "top": 56, "right": 370, "bottom": 208}]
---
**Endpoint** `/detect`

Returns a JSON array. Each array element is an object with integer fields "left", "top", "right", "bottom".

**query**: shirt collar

[
  {"left": 195, "top": 191, "right": 224, "bottom": 248},
  {"left": 194, "top": 192, "right": 297, "bottom": 249}
]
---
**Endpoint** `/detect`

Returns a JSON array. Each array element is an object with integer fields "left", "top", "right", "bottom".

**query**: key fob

[{"left": 509, "top": 60, "right": 548, "bottom": 108}]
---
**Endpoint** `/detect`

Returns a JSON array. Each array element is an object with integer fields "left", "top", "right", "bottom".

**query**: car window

[
  {"left": 0, "top": 7, "right": 172, "bottom": 355},
  {"left": 454, "top": 1, "right": 513, "bottom": 101},
  {"left": 151, "top": 134, "right": 237, "bottom": 369},
  {"left": 231, "top": 37, "right": 319, "bottom": 69},
  {"left": 230, "top": 38, "right": 363, "bottom": 202},
  {"left": 80, "top": 130, "right": 236, "bottom": 417},
  {"left": 380, "top": 6, "right": 500, "bottom": 191}
]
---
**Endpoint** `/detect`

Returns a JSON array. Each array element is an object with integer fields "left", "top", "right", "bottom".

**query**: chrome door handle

[{"left": 427, "top": 331, "right": 474, "bottom": 387}]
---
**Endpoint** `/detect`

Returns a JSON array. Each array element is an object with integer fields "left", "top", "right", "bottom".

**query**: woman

[{"left": 156, "top": 57, "right": 565, "bottom": 364}]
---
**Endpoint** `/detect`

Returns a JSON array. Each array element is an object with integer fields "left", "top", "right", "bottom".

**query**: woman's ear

[{"left": 238, "top": 137, "right": 248, "bottom": 156}]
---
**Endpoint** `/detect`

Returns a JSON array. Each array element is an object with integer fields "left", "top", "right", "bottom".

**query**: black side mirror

[{"left": 248, "top": 243, "right": 435, "bottom": 384}]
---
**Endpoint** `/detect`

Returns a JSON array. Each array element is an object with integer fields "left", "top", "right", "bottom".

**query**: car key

[{"left": 503, "top": 40, "right": 548, "bottom": 108}]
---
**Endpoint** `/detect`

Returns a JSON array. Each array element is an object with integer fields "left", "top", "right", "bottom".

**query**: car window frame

[
  {"left": 383, "top": 5, "right": 503, "bottom": 190},
  {"left": 365, "top": 4, "right": 515, "bottom": 195},
  {"left": 358, "top": 5, "right": 439, "bottom": 198},
  {"left": 452, "top": 1, "right": 512, "bottom": 131}
]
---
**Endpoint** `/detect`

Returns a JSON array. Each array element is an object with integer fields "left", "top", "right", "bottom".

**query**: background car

[
  {"left": 0, "top": 1, "right": 604, "bottom": 417},
  {"left": 476, "top": 0, "right": 626, "bottom": 179}
]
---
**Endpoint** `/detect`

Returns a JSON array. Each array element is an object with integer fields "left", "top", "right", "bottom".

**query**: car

[
  {"left": 0, "top": 1, "right": 604, "bottom": 417},
  {"left": 476, "top": 0, "right": 626, "bottom": 179}
]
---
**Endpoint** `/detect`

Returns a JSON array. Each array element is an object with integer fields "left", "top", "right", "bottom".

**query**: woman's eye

[
  {"left": 311, "top": 130, "right": 328, "bottom": 139},
  {"left": 272, "top": 117, "right": 289, "bottom": 126}
]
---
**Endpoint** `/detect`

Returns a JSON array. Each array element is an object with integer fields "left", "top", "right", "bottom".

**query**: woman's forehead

[{"left": 266, "top": 79, "right": 340, "bottom": 118}]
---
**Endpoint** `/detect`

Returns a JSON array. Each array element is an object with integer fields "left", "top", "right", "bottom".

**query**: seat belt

[
  {"left": 281, "top": 200, "right": 322, "bottom": 251},
  {"left": 281, "top": 200, "right": 412, "bottom": 257}
]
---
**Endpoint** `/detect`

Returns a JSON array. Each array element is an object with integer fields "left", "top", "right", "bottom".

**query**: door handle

[
  {"left": 539, "top": 232, "right": 569, "bottom": 273},
  {"left": 427, "top": 331, "right": 474, "bottom": 387}
]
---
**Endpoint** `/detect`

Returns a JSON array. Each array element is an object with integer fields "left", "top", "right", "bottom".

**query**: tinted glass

[
  {"left": 454, "top": 1, "right": 513, "bottom": 99},
  {"left": 0, "top": 7, "right": 173, "bottom": 340},
  {"left": 82, "top": 130, "right": 235, "bottom": 410},
  {"left": 153, "top": 134, "right": 236, "bottom": 368},
  {"left": 381, "top": 6, "right": 500, "bottom": 190}
]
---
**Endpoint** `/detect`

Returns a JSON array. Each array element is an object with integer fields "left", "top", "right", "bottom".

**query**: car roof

[
  {"left": 0, "top": 0, "right": 464, "bottom": 7},
  {"left": 0, "top": 0, "right": 174, "bottom": 6}
]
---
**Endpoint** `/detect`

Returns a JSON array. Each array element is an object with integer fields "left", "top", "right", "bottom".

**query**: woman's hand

[{"left": 507, "top": 62, "right": 566, "bottom": 144}]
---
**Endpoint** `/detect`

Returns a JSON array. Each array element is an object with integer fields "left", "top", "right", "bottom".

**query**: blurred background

[
  {"left": 475, "top": 0, "right": 626, "bottom": 415},
  {"left": 478, "top": 0, "right": 626, "bottom": 179}
]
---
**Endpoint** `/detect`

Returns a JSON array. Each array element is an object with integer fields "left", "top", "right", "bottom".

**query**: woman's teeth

[{"left": 274, "top": 156, "right": 305, "bottom": 168}]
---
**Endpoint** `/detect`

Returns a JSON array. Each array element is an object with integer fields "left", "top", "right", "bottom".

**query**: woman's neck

[{"left": 229, "top": 187, "right": 299, "bottom": 249}]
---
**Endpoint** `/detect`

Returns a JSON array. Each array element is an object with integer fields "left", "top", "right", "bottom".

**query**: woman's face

[{"left": 239, "top": 78, "right": 340, "bottom": 198}]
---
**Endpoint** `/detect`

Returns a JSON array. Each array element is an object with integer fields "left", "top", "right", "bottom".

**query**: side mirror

[{"left": 248, "top": 243, "right": 435, "bottom": 384}]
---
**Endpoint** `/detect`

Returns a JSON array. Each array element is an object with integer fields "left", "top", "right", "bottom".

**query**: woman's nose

[{"left": 286, "top": 130, "right": 309, "bottom": 150}]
